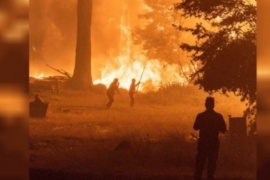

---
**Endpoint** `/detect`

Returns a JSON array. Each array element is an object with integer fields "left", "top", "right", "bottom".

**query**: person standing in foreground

[
  {"left": 193, "top": 97, "right": 227, "bottom": 180},
  {"left": 106, "top": 78, "right": 119, "bottom": 108},
  {"left": 129, "top": 78, "right": 140, "bottom": 107}
]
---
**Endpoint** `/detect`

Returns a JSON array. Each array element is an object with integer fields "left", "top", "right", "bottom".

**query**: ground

[{"left": 29, "top": 85, "right": 256, "bottom": 180}]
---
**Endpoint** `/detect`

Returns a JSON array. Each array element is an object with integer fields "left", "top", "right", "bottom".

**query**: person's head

[
  {"left": 205, "top": 96, "right": 215, "bottom": 110},
  {"left": 113, "top": 78, "right": 118, "bottom": 83},
  {"left": 132, "top": 78, "right": 136, "bottom": 83}
]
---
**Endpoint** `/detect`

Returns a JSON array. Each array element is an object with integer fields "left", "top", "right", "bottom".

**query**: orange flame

[
  {"left": 94, "top": 57, "right": 190, "bottom": 91},
  {"left": 30, "top": 73, "right": 50, "bottom": 80},
  {"left": 30, "top": 3, "right": 191, "bottom": 91},
  {"left": 94, "top": 3, "right": 189, "bottom": 91}
]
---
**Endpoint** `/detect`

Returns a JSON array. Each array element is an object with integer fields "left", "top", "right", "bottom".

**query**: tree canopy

[
  {"left": 133, "top": 0, "right": 180, "bottom": 63},
  {"left": 133, "top": 0, "right": 193, "bottom": 81},
  {"left": 174, "top": 0, "right": 256, "bottom": 105}
]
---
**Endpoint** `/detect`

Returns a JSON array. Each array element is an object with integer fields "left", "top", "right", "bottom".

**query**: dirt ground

[{"left": 29, "top": 86, "right": 256, "bottom": 179}]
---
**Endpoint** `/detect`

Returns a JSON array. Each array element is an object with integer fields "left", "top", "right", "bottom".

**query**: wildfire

[
  {"left": 93, "top": 3, "right": 190, "bottom": 91},
  {"left": 31, "top": 73, "right": 50, "bottom": 80},
  {"left": 94, "top": 56, "right": 189, "bottom": 91},
  {"left": 30, "top": 2, "right": 192, "bottom": 92}
]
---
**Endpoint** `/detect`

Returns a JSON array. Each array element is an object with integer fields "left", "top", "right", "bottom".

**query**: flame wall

[{"left": 30, "top": 0, "right": 189, "bottom": 90}]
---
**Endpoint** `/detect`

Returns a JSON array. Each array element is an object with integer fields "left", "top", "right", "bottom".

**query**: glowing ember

[
  {"left": 215, "top": 16, "right": 222, "bottom": 23},
  {"left": 229, "top": 31, "right": 237, "bottom": 39}
]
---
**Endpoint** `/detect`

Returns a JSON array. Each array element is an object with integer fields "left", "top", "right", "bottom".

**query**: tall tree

[
  {"left": 174, "top": 0, "right": 256, "bottom": 107},
  {"left": 133, "top": 0, "right": 180, "bottom": 63},
  {"left": 67, "top": 0, "right": 93, "bottom": 90}
]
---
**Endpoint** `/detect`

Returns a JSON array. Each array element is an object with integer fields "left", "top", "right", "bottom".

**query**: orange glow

[
  {"left": 31, "top": 73, "right": 50, "bottom": 80},
  {"left": 94, "top": 58, "right": 190, "bottom": 91},
  {"left": 258, "top": 69, "right": 270, "bottom": 78},
  {"left": 93, "top": 6, "right": 189, "bottom": 91},
  {"left": 0, "top": 87, "right": 27, "bottom": 118},
  {"left": 215, "top": 16, "right": 222, "bottom": 23},
  {"left": 29, "top": 1, "right": 192, "bottom": 92},
  {"left": 229, "top": 31, "right": 237, "bottom": 39}
]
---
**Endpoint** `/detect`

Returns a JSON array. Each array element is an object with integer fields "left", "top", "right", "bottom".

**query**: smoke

[{"left": 30, "top": 0, "right": 145, "bottom": 79}]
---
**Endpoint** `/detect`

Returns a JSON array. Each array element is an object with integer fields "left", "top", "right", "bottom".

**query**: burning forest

[
  {"left": 30, "top": 0, "right": 194, "bottom": 92},
  {"left": 29, "top": 0, "right": 257, "bottom": 179}
]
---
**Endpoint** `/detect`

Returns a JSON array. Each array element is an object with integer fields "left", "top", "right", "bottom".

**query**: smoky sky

[{"left": 30, "top": 0, "right": 145, "bottom": 79}]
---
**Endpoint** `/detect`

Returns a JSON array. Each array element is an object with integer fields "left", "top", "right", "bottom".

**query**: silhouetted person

[
  {"left": 106, "top": 78, "right": 119, "bottom": 108},
  {"left": 194, "top": 97, "right": 227, "bottom": 180},
  {"left": 30, "top": 94, "right": 49, "bottom": 118},
  {"left": 34, "top": 94, "right": 44, "bottom": 104},
  {"left": 129, "top": 78, "right": 140, "bottom": 107}
]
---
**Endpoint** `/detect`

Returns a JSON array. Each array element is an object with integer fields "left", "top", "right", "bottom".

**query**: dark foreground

[{"left": 30, "top": 168, "right": 255, "bottom": 180}]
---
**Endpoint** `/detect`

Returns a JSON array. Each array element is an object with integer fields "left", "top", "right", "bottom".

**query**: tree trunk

[{"left": 67, "top": 0, "right": 93, "bottom": 90}]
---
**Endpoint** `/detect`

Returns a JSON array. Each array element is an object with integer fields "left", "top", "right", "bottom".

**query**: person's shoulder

[
  {"left": 196, "top": 111, "right": 205, "bottom": 117},
  {"left": 214, "top": 111, "right": 222, "bottom": 115},
  {"left": 213, "top": 111, "right": 224, "bottom": 118}
]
